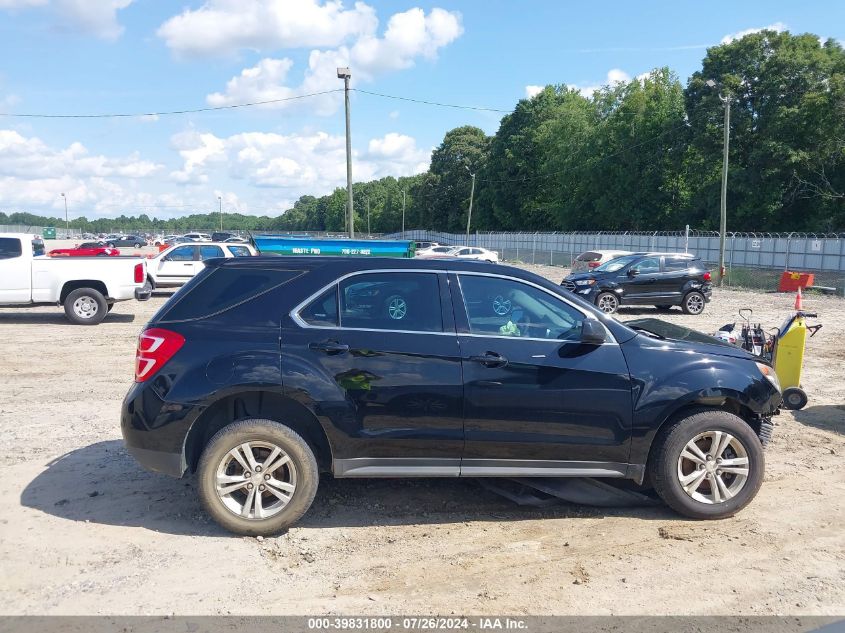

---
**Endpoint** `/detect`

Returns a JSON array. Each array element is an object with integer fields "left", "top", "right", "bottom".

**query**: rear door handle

[
  {"left": 469, "top": 352, "right": 508, "bottom": 368},
  {"left": 309, "top": 340, "right": 350, "bottom": 355}
]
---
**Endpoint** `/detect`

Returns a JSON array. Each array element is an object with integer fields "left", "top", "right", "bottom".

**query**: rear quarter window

[
  {"left": 576, "top": 251, "right": 600, "bottom": 262},
  {"left": 158, "top": 267, "right": 303, "bottom": 322},
  {"left": 0, "top": 237, "right": 23, "bottom": 259}
]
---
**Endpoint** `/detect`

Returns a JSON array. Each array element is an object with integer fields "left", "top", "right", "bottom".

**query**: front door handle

[
  {"left": 309, "top": 340, "right": 350, "bottom": 355},
  {"left": 469, "top": 352, "right": 508, "bottom": 368}
]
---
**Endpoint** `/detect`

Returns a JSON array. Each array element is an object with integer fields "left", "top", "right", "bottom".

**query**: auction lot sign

[{"left": 0, "top": 617, "right": 842, "bottom": 633}]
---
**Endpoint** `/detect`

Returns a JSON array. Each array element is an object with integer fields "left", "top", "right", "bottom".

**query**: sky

[{"left": 0, "top": 0, "right": 842, "bottom": 221}]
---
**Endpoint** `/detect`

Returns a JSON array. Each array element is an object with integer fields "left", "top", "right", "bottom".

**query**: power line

[
  {"left": 353, "top": 88, "right": 511, "bottom": 113},
  {"left": 0, "top": 89, "right": 343, "bottom": 119}
]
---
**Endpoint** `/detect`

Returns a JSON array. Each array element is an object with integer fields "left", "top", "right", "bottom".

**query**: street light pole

[
  {"left": 60, "top": 193, "right": 68, "bottom": 236},
  {"left": 707, "top": 79, "right": 730, "bottom": 287},
  {"left": 217, "top": 196, "right": 222, "bottom": 232},
  {"left": 401, "top": 190, "right": 406, "bottom": 238},
  {"left": 365, "top": 196, "right": 370, "bottom": 236},
  {"left": 337, "top": 67, "right": 354, "bottom": 238},
  {"left": 465, "top": 171, "right": 476, "bottom": 246}
]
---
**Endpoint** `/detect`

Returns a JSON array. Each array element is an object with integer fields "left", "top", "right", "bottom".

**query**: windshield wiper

[{"left": 628, "top": 325, "right": 666, "bottom": 339}]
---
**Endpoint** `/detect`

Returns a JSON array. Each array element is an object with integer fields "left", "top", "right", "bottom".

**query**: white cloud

[
  {"left": 721, "top": 22, "right": 786, "bottom": 45},
  {"left": 157, "top": 0, "right": 379, "bottom": 58},
  {"left": 525, "top": 85, "right": 543, "bottom": 99},
  {"left": 0, "top": 128, "right": 165, "bottom": 215},
  {"left": 0, "top": 0, "right": 133, "bottom": 39},
  {"left": 388, "top": 110, "right": 399, "bottom": 119},
  {"left": 169, "top": 128, "right": 430, "bottom": 193},
  {"left": 204, "top": 6, "right": 462, "bottom": 115},
  {"left": 567, "top": 68, "right": 630, "bottom": 97}
]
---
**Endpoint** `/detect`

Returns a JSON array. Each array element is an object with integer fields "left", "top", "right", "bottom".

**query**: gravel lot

[{"left": 0, "top": 261, "right": 843, "bottom": 615}]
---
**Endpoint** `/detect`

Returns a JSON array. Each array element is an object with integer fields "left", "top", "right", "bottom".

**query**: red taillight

[
  {"left": 135, "top": 328, "right": 185, "bottom": 382},
  {"left": 134, "top": 262, "right": 144, "bottom": 283},
  {"left": 703, "top": 271, "right": 712, "bottom": 281},
  {"left": 588, "top": 261, "right": 600, "bottom": 268}
]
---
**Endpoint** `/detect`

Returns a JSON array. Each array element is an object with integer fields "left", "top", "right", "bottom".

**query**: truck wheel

[
  {"left": 197, "top": 419, "right": 319, "bottom": 536},
  {"left": 649, "top": 409, "right": 764, "bottom": 519},
  {"left": 682, "top": 291, "right": 706, "bottom": 315},
  {"left": 64, "top": 287, "right": 108, "bottom": 325},
  {"left": 782, "top": 387, "right": 807, "bottom": 410},
  {"left": 595, "top": 292, "right": 619, "bottom": 314}
]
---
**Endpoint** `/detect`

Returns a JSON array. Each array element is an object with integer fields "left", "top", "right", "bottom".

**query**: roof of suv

[{"left": 207, "top": 255, "right": 502, "bottom": 273}]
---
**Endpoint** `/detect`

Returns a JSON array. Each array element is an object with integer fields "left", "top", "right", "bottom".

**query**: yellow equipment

[{"left": 772, "top": 312, "right": 821, "bottom": 410}]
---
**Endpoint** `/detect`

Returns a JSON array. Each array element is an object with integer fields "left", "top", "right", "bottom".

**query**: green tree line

[{"left": 3, "top": 30, "right": 843, "bottom": 234}]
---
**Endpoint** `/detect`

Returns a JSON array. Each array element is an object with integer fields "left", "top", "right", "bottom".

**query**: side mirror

[
  {"left": 627, "top": 268, "right": 639, "bottom": 277},
  {"left": 580, "top": 319, "right": 607, "bottom": 345}
]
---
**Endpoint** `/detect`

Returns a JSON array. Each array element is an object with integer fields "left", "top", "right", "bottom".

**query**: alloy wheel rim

[
  {"left": 597, "top": 295, "right": 617, "bottom": 313},
  {"left": 687, "top": 294, "right": 704, "bottom": 313},
  {"left": 215, "top": 441, "right": 297, "bottom": 520},
  {"left": 387, "top": 297, "right": 407, "bottom": 320},
  {"left": 73, "top": 296, "right": 98, "bottom": 319},
  {"left": 677, "top": 430, "right": 749, "bottom": 504}
]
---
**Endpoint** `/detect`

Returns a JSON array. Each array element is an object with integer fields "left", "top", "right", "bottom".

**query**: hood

[
  {"left": 625, "top": 318, "right": 756, "bottom": 360},
  {"left": 565, "top": 270, "right": 613, "bottom": 282}
]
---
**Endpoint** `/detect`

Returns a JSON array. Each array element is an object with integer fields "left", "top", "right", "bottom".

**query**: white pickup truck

[{"left": 0, "top": 233, "right": 150, "bottom": 325}]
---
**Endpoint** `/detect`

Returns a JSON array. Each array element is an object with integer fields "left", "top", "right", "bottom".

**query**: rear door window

[
  {"left": 0, "top": 238, "right": 22, "bottom": 259},
  {"left": 199, "top": 245, "right": 224, "bottom": 260},
  {"left": 338, "top": 272, "right": 443, "bottom": 332}
]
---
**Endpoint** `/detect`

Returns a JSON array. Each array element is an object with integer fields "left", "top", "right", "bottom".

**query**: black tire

[
  {"left": 107, "top": 243, "right": 115, "bottom": 248},
  {"left": 63, "top": 287, "right": 108, "bottom": 325},
  {"left": 649, "top": 409, "right": 764, "bottom": 519},
  {"left": 595, "top": 292, "right": 619, "bottom": 314},
  {"left": 682, "top": 291, "right": 706, "bottom": 315},
  {"left": 655, "top": 305, "right": 673, "bottom": 311},
  {"left": 197, "top": 419, "right": 319, "bottom": 536},
  {"left": 782, "top": 387, "right": 808, "bottom": 410},
  {"left": 134, "top": 242, "right": 142, "bottom": 248}
]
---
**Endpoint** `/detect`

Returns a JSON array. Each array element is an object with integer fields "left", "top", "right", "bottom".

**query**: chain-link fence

[{"left": 388, "top": 230, "right": 845, "bottom": 296}]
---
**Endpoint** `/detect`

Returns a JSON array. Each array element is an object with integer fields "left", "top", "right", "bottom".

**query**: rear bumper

[
  {"left": 135, "top": 286, "right": 151, "bottom": 301},
  {"left": 125, "top": 444, "right": 183, "bottom": 476}
]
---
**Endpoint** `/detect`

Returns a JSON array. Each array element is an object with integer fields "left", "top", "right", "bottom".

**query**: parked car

[
  {"left": 571, "top": 250, "right": 632, "bottom": 273},
  {"left": 49, "top": 242, "right": 121, "bottom": 257},
  {"left": 105, "top": 235, "right": 146, "bottom": 248},
  {"left": 416, "top": 245, "right": 455, "bottom": 258},
  {"left": 154, "top": 235, "right": 180, "bottom": 246},
  {"left": 0, "top": 233, "right": 149, "bottom": 324},
  {"left": 448, "top": 246, "right": 500, "bottom": 262},
  {"left": 145, "top": 241, "right": 257, "bottom": 290},
  {"left": 561, "top": 252, "right": 712, "bottom": 315},
  {"left": 212, "top": 232, "right": 235, "bottom": 242},
  {"left": 183, "top": 233, "right": 212, "bottom": 242},
  {"left": 122, "top": 256, "right": 780, "bottom": 535},
  {"left": 224, "top": 236, "right": 248, "bottom": 243},
  {"left": 414, "top": 240, "right": 440, "bottom": 251}
]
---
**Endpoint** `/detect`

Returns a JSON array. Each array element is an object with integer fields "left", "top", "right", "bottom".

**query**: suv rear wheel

[
  {"left": 197, "top": 419, "right": 319, "bottom": 535},
  {"left": 682, "top": 291, "right": 706, "bottom": 315},
  {"left": 649, "top": 410, "right": 763, "bottom": 519}
]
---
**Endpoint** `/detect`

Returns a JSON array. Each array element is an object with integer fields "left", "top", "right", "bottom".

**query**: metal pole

[
  {"left": 342, "top": 72, "right": 355, "bottom": 238},
  {"left": 61, "top": 193, "right": 68, "bottom": 236},
  {"left": 401, "top": 190, "right": 406, "bottom": 238},
  {"left": 465, "top": 173, "right": 476, "bottom": 246},
  {"left": 684, "top": 224, "right": 690, "bottom": 254},
  {"left": 218, "top": 196, "right": 222, "bottom": 232},
  {"left": 718, "top": 92, "right": 731, "bottom": 286},
  {"left": 366, "top": 196, "right": 370, "bottom": 236}
]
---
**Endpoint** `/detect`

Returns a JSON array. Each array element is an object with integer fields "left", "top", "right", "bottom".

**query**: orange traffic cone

[{"left": 794, "top": 287, "right": 803, "bottom": 311}]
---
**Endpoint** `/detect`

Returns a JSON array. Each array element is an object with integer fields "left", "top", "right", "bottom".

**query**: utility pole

[
  {"left": 401, "top": 190, "right": 406, "bottom": 238},
  {"left": 337, "top": 67, "right": 354, "bottom": 238},
  {"left": 706, "top": 79, "right": 730, "bottom": 287},
  {"left": 365, "top": 196, "right": 370, "bottom": 236},
  {"left": 465, "top": 171, "right": 476, "bottom": 246},
  {"left": 217, "top": 196, "right": 222, "bottom": 232},
  {"left": 718, "top": 92, "right": 730, "bottom": 287},
  {"left": 60, "top": 192, "right": 69, "bottom": 236}
]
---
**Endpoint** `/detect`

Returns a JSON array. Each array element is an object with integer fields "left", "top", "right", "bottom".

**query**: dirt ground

[{"left": 0, "top": 262, "right": 843, "bottom": 615}]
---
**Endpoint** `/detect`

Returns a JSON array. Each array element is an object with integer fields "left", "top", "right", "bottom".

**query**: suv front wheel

[
  {"left": 197, "top": 419, "right": 319, "bottom": 535},
  {"left": 649, "top": 409, "right": 764, "bottom": 519}
]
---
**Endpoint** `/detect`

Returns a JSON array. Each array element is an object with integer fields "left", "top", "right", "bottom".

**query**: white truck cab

[{"left": 0, "top": 233, "right": 149, "bottom": 324}]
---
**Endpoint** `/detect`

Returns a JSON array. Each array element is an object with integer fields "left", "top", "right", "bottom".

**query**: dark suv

[
  {"left": 562, "top": 252, "right": 712, "bottom": 314},
  {"left": 122, "top": 257, "right": 780, "bottom": 535}
]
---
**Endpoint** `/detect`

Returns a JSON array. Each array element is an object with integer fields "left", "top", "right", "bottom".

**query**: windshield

[{"left": 595, "top": 254, "right": 639, "bottom": 273}]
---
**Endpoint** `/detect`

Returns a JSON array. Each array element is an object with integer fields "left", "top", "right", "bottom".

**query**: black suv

[
  {"left": 562, "top": 252, "right": 712, "bottom": 314},
  {"left": 122, "top": 257, "right": 780, "bottom": 535}
]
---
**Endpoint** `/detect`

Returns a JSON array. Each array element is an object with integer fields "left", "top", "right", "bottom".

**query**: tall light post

[
  {"left": 465, "top": 167, "right": 476, "bottom": 246},
  {"left": 337, "top": 67, "right": 354, "bottom": 238},
  {"left": 217, "top": 196, "right": 223, "bottom": 232},
  {"left": 364, "top": 195, "right": 370, "bottom": 236},
  {"left": 60, "top": 192, "right": 69, "bottom": 236},
  {"left": 401, "top": 190, "right": 406, "bottom": 239},
  {"left": 706, "top": 79, "right": 730, "bottom": 287}
]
